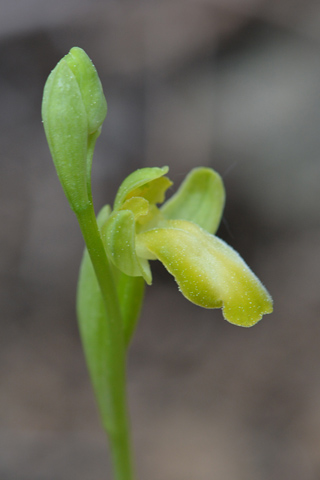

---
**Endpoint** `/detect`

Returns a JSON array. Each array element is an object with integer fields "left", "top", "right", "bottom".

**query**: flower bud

[{"left": 42, "top": 47, "right": 107, "bottom": 212}]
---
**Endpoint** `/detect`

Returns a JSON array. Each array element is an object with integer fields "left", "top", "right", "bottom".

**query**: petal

[
  {"left": 120, "top": 196, "right": 150, "bottom": 219},
  {"left": 114, "top": 166, "right": 169, "bottom": 209},
  {"left": 137, "top": 220, "right": 273, "bottom": 327},
  {"left": 126, "top": 176, "right": 172, "bottom": 205},
  {"left": 161, "top": 167, "right": 225, "bottom": 234},
  {"left": 102, "top": 210, "right": 152, "bottom": 284}
]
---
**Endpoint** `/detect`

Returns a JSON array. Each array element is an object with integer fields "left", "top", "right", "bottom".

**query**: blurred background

[{"left": 1, "top": 1, "right": 320, "bottom": 479}]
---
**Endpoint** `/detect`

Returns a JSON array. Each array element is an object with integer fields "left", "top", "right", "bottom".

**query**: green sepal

[
  {"left": 114, "top": 166, "right": 169, "bottom": 210},
  {"left": 137, "top": 219, "right": 273, "bottom": 327},
  {"left": 161, "top": 167, "right": 225, "bottom": 235},
  {"left": 103, "top": 210, "right": 152, "bottom": 284}
]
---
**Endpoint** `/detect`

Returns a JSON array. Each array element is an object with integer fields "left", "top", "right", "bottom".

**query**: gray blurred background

[{"left": 1, "top": 1, "right": 320, "bottom": 479}]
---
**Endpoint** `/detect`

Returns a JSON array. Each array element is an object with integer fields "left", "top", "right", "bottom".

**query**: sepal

[
  {"left": 102, "top": 210, "right": 152, "bottom": 284},
  {"left": 161, "top": 167, "right": 225, "bottom": 234},
  {"left": 114, "top": 166, "right": 170, "bottom": 209}
]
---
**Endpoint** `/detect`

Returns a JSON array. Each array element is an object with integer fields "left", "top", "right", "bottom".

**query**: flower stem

[{"left": 76, "top": 203, "right": 135, "bottom": 480}]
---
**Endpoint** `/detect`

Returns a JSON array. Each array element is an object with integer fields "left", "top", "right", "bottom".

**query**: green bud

[{"left": 42, "top": 47, "right": 107, "bottom": 212}]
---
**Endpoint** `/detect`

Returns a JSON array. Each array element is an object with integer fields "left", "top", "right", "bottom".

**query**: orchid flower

[{"left": 101, "top": 166, "right": 272, "bottom": 328}]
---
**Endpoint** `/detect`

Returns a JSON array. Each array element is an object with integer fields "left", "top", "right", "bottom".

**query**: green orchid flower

[{"left": 100, "top": 166, "right": 273, "bottom": 328}]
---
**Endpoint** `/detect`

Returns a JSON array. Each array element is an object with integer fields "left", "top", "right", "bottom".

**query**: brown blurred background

[{"left": 1, "top": 1, "right": 320, "bottom": 479}]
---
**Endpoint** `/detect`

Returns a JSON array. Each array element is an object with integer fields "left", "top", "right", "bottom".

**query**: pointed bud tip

[{"left": 64, "top": 47, "right": 107, "bottom": 134}]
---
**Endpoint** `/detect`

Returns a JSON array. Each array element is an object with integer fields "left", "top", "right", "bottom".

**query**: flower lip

[{"left": 136, "top": 219, "right": 273, "bottom": 327}]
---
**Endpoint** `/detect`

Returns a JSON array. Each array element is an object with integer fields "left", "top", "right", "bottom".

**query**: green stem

[
  {"left": 86, "top": 131, "right": 100, "bottom": 204},
  {"left": 77, "top": 203, "right": 135, "bottom": 480}
]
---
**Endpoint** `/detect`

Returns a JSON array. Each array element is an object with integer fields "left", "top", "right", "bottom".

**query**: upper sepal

[{"left": 113, "top": 166, "right": 170, "bottom": 210}]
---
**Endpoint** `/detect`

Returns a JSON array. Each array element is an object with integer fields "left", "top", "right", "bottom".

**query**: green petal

[
  {"left": 120, "top": 197, "right": 167, "bottom": 234},
  {"left": 102, "top": 210, "right": 152, "bottom": 284},
  {"left": 114, "top": 166, "right": 169, "bottom": 210},
  {"left": 161, "top": 167, "right": 225, "bottom": 234},
  {"left": 120, "top": 196, "right": 150, "bottom": 219},
  {"left": 137, "top": 220, "right": 273, "bottom": 327},
  {"left": 126, "top": 176, "right": 172, "bottom": 205}
]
